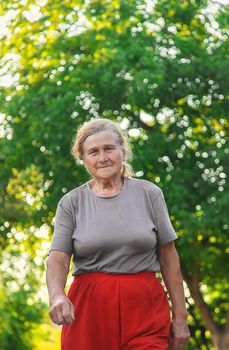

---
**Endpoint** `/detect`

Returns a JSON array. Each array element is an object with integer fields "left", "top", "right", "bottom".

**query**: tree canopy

[{"left": 0, "top": 1, "right": 228, "bottom": 349}]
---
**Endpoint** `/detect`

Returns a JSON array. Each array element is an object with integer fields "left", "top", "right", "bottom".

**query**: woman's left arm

[{"left": 157, "top": 241, "right": 190, "bottom": 350}]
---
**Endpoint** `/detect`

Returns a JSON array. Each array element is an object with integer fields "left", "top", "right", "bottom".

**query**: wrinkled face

[{"left": 82, "top": 131, "right": 125, "bottom": 180}]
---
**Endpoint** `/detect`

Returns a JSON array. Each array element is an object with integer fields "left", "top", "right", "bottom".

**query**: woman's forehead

[{"left": 83, "top": 131, "right": 119, "bottom": 149}]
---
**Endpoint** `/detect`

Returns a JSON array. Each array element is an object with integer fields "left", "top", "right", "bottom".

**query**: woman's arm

[
  {"left": 46, "top": 251, "right": 75, "bottom": 326},
  {"left": 157, "top": 241, "right": 190, "bottom": 350}
]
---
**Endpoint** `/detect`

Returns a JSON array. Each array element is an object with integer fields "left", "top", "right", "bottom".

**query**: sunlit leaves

[
  {"left": 7, "top": 165, "right": 45, "bottom": 206},
  {"left": 0, "top": 0, "right": 228, "bottom": 348}
]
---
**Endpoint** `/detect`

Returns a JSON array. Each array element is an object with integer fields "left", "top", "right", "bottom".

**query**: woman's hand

[
  {"left": 46, "top": 251, "right": 74, "bottom": 326},
  {"left": 49, "top": 294, "right": 75, "bottom": 326},
  {"left": 157, "top": 242, "right": 190, "bottom": 349},
  {"left": 169, "top": 319, "right": 190, "bottom": 350}
]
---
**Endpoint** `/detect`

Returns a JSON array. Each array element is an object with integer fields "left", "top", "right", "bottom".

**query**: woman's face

[{"left": 82, "top": 131, "right": 125, "bottom": 181}]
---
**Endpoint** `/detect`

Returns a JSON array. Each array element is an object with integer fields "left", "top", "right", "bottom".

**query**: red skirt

[{"left": 61, "top": 271, "right": 170, "bottom": 350}]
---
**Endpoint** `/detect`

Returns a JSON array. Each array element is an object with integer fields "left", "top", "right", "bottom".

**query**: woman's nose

[{"left": 98, "top": 152, "right": 107, "bottom": 162}]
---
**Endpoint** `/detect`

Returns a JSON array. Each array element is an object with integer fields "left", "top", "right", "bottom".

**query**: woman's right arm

[{"left": 46, "top": 251, "right": 75, "bottom": 326}]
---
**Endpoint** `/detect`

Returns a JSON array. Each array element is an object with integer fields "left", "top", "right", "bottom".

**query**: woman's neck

[{"left": 89, "top": 176, "right": 124, "bottom": 195}]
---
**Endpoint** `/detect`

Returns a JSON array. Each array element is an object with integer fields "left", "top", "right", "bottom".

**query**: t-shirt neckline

[{"left": 86, "top": 177, "right": 128, "bottom": 200}]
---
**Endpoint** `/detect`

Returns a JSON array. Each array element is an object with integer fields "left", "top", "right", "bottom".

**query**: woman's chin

[{"left": 95, "top": 169, "right": 120, "bottom": 179}]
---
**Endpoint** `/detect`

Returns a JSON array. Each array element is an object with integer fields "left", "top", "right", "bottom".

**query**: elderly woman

[{"left": 46, "top": 118, "right": 190, "bottom": 350}]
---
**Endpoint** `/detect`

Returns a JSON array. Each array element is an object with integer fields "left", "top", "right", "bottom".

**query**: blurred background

[{"left": 0, "top": 0, "right": 228, "bottom": 349}]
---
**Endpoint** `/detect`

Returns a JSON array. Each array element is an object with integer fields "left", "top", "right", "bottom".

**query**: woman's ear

[
  {"left": 81, "top": 154, "right": 87, "bottom": 169},
  {"left": 122, "top": 148, "right": 126, "bottom": 161}
]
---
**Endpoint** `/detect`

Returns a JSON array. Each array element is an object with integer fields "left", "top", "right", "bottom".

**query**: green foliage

[
  {"left": 0, "top": 251, "right": 47, "bottom": 350},
  {"left": 0, "top": 0, "right": 228, "bottom": 348},
  {"left": 0, "top": 285, "right": 46, "bottom": 350}
]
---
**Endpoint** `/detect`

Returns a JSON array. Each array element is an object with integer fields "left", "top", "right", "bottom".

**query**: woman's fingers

[
  {"left": 70, "top": 301, "right": 75, "bottom": 321},
  {"left": 169, "top": 320, "right": 190, "bottom": 350},
  {"left": 62, "top": 301, "right": 75, "bottom": 325},
  {"left": 49, "top": 304, "right": 63, "bottom": 325},
  {"left": 49, "top": 297, "right": 75, "bottom": 325}
]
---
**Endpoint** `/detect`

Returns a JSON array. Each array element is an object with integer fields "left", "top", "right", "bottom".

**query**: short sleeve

[
  {"left": 48, "top": 195, "right": 74, "bottom": 256},
  {"left": 152, "top": 189, "right": 178, "bottom": 246}
]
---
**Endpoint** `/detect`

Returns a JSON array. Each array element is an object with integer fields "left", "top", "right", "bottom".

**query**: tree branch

[{"left": 182, "top": 272, "right": 218, "bottom": 338}]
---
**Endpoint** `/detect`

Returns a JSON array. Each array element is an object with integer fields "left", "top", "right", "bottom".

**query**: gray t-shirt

[{"left": 49, "top": 177, "right": 178, "bottom": 276}]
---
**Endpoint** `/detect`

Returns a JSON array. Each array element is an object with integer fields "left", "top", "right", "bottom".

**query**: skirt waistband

[{"left": 73, "top": 271, "right": 156, "bottom": 282}]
